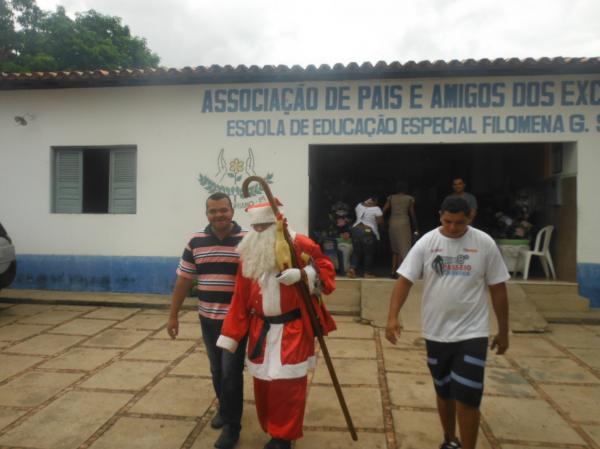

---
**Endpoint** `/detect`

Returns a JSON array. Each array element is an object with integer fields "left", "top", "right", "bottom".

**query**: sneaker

[
  {"left": 214, "top": 425, "right": 239, "bottom": 449},
  {"left": 440, "top": 440, "right": 462, "bottom": 449},
  {"left": 210, "top": 412, "right": 224, "bottom": 429},
  {"left": 346, "top": 267, "right": 357, "bottom": 278},
  {"left": 364, "top": 272, "right": 376, "bottom": 278}
]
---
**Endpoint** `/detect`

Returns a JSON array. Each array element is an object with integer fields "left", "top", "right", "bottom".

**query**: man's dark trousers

[{"left": 200, "top": 316, "right": 247, "bottom": 428}]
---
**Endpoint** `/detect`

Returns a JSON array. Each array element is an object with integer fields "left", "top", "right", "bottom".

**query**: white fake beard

[{"left": 237, "top": 225, "right": 277, "bottom": 280}]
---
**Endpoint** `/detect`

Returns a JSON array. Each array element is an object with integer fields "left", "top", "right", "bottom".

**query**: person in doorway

[
  {"left": 383, "top": 181, "right": 418, "bottom": 277},
  {"left": 385, "top": 197, "right": 509, "bottom": 449},
  {"left": 167, "top": 192, "right": 247, "bottom": 449},
  {"left": 347, "top": 196, "right": 384, "bottom": 278},
  {"left": 445, "top": 177, "right": 478, "bottom": 221},
  {"left": 216, "top": 200, "right": 336, "bottom": 449}
]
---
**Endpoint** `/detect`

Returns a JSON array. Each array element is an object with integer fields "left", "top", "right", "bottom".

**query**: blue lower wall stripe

[
  {"left": 578, "top": 263, "right": 600, "bottom": 308},
  {"left": 12, "top": 255, "right": 180, "bottom": 294}
]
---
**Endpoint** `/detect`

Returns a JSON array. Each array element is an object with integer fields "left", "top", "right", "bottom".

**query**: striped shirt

[{"left": 176, "top": 222, "right": 246, "bottom": 320}]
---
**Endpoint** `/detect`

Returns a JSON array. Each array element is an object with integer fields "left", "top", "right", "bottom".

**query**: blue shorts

[{"left": 425, "top": 337, "right": 488, "bottom": 408}]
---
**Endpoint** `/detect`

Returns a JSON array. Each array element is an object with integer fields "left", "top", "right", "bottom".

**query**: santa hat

[{"left": 245, "top": 199, "right": 283, "bottom": 225}]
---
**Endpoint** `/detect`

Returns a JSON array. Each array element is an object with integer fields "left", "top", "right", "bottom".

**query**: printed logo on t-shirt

[
  {"left": 431, "top": 254, "right": 472, "bottom": 276},
  {"left": 463, "top": 248, "right": 479, "bottom": 253}
]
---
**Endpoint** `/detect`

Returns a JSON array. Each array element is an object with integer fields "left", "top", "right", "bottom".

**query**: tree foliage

[{"left": 0, "top": 0, "right": 160, "bottom": 72}]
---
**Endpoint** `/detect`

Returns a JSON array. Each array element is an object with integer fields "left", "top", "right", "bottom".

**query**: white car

[{"left": 0, "top": 222, "right": 16, "bottom": 290}]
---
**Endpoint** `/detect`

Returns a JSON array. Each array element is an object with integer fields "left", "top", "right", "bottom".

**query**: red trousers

[{"left": 253, "top": 376, "right": 308, "bottom": 440}]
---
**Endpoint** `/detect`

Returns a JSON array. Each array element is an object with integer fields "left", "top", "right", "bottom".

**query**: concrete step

[{"left": 528, "top": 294, "right": 590, "bottom": 312}]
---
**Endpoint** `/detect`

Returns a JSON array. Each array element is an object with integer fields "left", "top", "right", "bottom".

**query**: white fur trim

[
  {"left": 248, "top": 206, "right": 277, "bottom": 225},
  {"left": 216, "top": 335, "right": 239, "bottom": 353},
  {"left": 259, "top": 271, "right": 282, "bottom": 316},
  {"left": 304, "top": 265, "right": 317, "bottom": 294},
  {"left": 247, "top": 318, "right": 315, "bottom": 381}
]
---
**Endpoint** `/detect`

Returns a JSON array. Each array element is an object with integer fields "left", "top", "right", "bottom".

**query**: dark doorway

[{"left": 308, "top": 143, "right": 575, "bottom": 279}]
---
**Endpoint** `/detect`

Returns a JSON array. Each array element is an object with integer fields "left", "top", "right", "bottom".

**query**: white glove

[{"left": 277, "top": 268, "right": 302, "bottom": 286}]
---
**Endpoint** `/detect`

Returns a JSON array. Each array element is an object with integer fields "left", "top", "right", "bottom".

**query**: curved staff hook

[{"left": 241, "top": 175, "right": 358, "bottom": 441}]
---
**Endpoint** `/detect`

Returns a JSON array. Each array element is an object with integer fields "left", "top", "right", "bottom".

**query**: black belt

[{"left": 249, "top": 308, "right": 302, "bottom": 361}]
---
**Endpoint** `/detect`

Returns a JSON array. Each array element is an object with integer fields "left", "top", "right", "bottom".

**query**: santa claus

[{"left": 216, "top": 200, "right": 336, "bottom": 449}]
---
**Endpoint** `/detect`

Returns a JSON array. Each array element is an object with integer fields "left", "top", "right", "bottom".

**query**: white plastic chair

[{"left": 521, "top": 225, "right": 556, "bottom": 280}]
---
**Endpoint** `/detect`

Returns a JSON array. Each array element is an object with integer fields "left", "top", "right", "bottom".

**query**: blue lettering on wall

[
  {"left": 512, "top": 81, "right": 555, "bottom": 107},
  {"left": 357, "top": 85, "right": 403, "bottom": 110},
  {"left": 410, "top": 84, "right": 423, "bottom": 109}
]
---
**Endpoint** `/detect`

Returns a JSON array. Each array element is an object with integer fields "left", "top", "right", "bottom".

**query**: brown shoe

[
  {"left": 364, "top": 272, "right": 376, "bottom": 279},
  {"left": 346, "top": 267, "right": 357, "bottom": 278}
]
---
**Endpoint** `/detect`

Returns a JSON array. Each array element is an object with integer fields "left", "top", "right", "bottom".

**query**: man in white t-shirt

[
  {"left": 347, "top": 197, "right": 383, "bottom": 278},
  {"left": 385, "top": 197, "right": 509, "bottom": 449}
]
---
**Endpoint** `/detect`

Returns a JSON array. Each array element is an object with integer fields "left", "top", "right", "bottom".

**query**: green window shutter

[
  {"left": 109, "top": 149, "right": 137, "bottom": 214},
  {"left": 54, "top": 149, "right": 82, "bottom": 213}
]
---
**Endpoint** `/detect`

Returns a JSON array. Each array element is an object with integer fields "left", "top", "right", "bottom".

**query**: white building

[{"left": 1, "top": 57, "right": 599, "bottom": 306}]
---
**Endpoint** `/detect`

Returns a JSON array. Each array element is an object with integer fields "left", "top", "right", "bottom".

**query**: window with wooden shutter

[
  {"left": 109, "top": 149, "right": 137, "bottom": 214},
  {"left": 52, "top": 146, "right": 136, "bottom": 214},
  {"left": 54, "top": 149, "right": 83, "bottom": 213}
]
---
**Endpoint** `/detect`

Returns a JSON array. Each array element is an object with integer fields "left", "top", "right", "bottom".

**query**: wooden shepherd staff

[{"left": 242, "top": 175, "right": 358, "bottom": 441}]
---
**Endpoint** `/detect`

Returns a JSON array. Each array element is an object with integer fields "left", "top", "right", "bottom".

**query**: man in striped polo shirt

[{"left": 167, "top": 192, "right": 247, "bottom": 449}]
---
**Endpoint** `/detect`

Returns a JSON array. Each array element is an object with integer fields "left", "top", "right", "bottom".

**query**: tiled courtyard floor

[{"left": 0, "top": 301, "right": 599, "bottom": 449}]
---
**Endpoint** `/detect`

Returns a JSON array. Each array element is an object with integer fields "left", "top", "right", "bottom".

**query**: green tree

[{"left": 0, "top": 0, "right": 160, "bottom": 72}]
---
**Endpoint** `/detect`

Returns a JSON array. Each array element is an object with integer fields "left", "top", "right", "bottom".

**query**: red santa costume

[{"left": 216, "top": 201, "right": 336, "bottom": 445}]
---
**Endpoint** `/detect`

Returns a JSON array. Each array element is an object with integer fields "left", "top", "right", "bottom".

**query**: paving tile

[
  {"left": 0, "top": 371, "right": 83, "bottom": 407},
  {"left": 381, "top": 331, "right": 426, "bottom": 350},
  {"left": 41, "top": 347, "right": 121, "bottom": 371},
  {"left": 180, "top": 311, "right": 200, "bottom": 323},
  {"left": 1, "top": 304, "right": 49, "bottom": 316},
  {"left": 169, "top": 350, "right": 212, "bottom": 377},
  {"left": 80, "top": 360, "right": 168, "bottom": 390},
  {"left": 484, "top": 367, "right": 539, "bottom": 398},
  {"left": 568, "top": 347, "right": 600, "bottom": 370},
  {"left": 83, "top": 307, "right": 140, "bottom": 320},
  {"left": 330, "top": 321, "right": 374, "bottom": 338},
  {"left": 88, "top": 416, "right": 195, "bottom": 449},
  {"left": 130, "top": 376, "right": 214, "bottom": 417},
  {"left": 305, "top": 386, "right": 383, "bottom": 429},
  {"left": 137, "top": 308, "right": 169, "bottom": 315},
  {"left": 393, "top": 409, "right": 442, "bottom": 449},
  {"left": 0, "top": 314, "right": 20, "bottom": 326},
  {"left": 49, "top": 318, "right": 117, "bottom": 336},
  {"left": 16, "top": 310, "right": 83, "bottom": 325},
  {"left": 0, "top": 407, "right": 25, "bottom": 431},
  {"left": 0, "top": 390, "right": 132, "bottom": 449},
  {"left": 486, "top": 352, "right": 513, "bottom": 369},
  {"left": 393, "top": 410, "right": 494, "bottom": 449},
  {"left": 383, "top": 348, "right": 429, "bottom": 374},
  {"left": 539, "top": 384, "right": 600, "bottom": 423},
  {"left": 324, "top": 338, "right": 376, "bottom": 359},
  {"left": 52, "top": 305, "right": 97, "bottom": 312},
  {"left": 152, "top": 320, "right": 202, "bottom": 340},
  {"left": 312, "top": 357, "right": 378, "bottom": 385},
  {"left": 190, "top": 408, "right": 266, "bottom": 449},
  {"left": 501, "top": 446, "right": 558, "bottom": 449},
  {"left": 297, "top": 430, "right": 386, "bottom": 449},
  {"left": 7, "top": 333, "right": 85, "bottom": 355},
  {"left": 82, "top": 328, "right": 152, "bottom": 348},
  {"left": 508, "top": 336, "right": 565, "bottom": 358},
  {"left": 0, "top": 323, "right": 50, "bottom": 341},
  {"left": 387, "top": 373, "right": 436, "bottom": 408},
  {"left": 481, "top": 397, "right": 585, "bottom": 445},
  {"left": 122, "top": 339, "right": 195, "bottom": 361},
  {"left": 546, "top": 324, "right": 600, "bottom": 348},
  {"left": 582, "top": 425, "right": 600, "bottom": 446},
  {"left": 114, "top": 314, "right": 168, "bottom": 330},
  {"left": 0, "top": 353, "right": 44, "bottom": 381},
  {"left": 514, "top": 357, "right": 599, "bottom": 383},
  {"left": 0, "top": 302, "right": 13, "bottom": 309}
]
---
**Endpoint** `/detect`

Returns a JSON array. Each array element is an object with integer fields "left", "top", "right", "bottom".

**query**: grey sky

[{"left": 36, "top": 0, "right": 600, "bottom": 69}]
